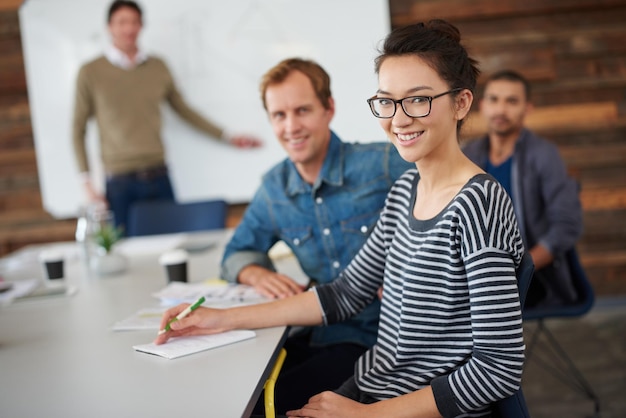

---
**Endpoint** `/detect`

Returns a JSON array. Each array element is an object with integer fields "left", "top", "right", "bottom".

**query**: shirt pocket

[
  {"left": 340, "top": 210, "right": 380, "bottom": 258},
  {"left": 278, "top": 226, "right": 319, "bottom": 276}
]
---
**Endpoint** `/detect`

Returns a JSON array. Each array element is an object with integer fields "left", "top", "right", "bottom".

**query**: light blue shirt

[{"left": 221, "top": 131, "right": 413, "bottom": 347}]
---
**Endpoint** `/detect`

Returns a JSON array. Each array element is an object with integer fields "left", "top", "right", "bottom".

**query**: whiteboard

[{"left": 19, "top": 0, "right": 390, "bottom": 218}]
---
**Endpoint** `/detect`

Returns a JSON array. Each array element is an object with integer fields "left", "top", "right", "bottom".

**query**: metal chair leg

[{"left": 526, "top": 320, "right": 600, "bottom": 416}]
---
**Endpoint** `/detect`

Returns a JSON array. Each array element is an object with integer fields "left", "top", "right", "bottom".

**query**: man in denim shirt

[{"left": 220, "top": 58, "right": 412, "bottom": 414}]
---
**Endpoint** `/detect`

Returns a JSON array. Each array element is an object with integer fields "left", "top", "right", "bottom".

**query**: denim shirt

[{"left": 221, "top": 132, "right": 413, "bottom": 348}]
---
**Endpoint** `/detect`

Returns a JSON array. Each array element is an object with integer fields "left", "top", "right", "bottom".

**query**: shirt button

[
  {"left": 323, "top": 228, "right": 330, "bottom": 236},
  {"left": 360, "top": 225, "right": 369, "bottom": 234},
  {"left": 332, "top": 261, "right": 340, "bottom": 269},
  {"left": 316, "top": 196, "right": 323, "bottom": 204},
  {"left": 293, "top": 238, "right": 300, "bottom": 246}
]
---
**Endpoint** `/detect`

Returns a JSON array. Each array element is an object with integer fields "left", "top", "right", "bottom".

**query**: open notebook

[{"left": 133, "top": 330, "right": 256, "bottom": 359}]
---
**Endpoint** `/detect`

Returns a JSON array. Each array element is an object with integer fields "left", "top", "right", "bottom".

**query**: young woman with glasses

[{"left": 156, "top": 19, "right": 525, "bottom": 418}]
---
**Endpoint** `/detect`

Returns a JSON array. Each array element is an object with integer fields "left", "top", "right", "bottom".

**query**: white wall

[{"left": 19, "top": 0, "right": 390, "bottom": 218}]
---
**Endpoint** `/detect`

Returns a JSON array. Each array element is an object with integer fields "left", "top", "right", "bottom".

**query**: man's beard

[{"left": 489, "top": 117, "right": 516, "bottom": 137}]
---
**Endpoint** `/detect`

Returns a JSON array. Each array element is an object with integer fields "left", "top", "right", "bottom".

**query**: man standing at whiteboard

[{"left": 72, "top": 0, "right": 261, "bottom": 231}]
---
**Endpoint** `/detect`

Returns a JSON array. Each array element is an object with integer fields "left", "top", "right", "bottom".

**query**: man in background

[
  {"left": 463, "top": 69, "right": 583, "bottom": 308},
  {"left": 220, "top": 58, "right": 413, "bottom": 413},
  {"left": 72, "top": 0, "right": 261, "bottom": 230}
]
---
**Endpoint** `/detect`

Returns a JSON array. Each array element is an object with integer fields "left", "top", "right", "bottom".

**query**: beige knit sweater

[{"left": 72, "top": 56, "right": 223, "bottom": 175}]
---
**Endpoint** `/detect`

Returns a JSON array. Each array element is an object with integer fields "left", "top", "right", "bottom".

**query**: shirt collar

[
  {"left": 104, "top": 44, "right": 148, "bottom": 70},
  {"left": 285, "top": 131, "right": 344, "bottom": 196}
]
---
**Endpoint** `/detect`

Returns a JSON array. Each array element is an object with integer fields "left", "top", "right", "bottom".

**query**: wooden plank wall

[
  {"left": 390, "top": 0, "right": 626, "bottom": 295},
  {"left": 1, "top": 1, "right": 625, "bottom": 295},
  {"left": 0, "top": 8, "right": 80, "bottom": 255}
]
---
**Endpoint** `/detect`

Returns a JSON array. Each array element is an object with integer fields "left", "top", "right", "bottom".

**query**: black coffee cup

[
  {"left": 165, "top": 262, "right": 187, "bottom": 283},
  {"left": 159, "top": 249, "right": 189, "bottom": 283},
  {"left": 39, "top": 250, "right": 64, "bottom": 280}
]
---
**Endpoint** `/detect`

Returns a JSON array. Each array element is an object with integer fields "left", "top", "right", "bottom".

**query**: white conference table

[{"left": 0, "top": 230, "right": 300, "bottom": 418}]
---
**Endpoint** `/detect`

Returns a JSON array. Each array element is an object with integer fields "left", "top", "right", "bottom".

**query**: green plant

[{"left": 94, "top": 224, "right": 124, "bottom": 253}]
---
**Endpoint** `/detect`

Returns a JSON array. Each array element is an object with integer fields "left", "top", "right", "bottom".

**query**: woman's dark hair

[
  {"left": 108, "top": 0, "right": 142, "bottom": 23},
  {"left": 375, "top": 20, "right": 480, "bottom": 131}
]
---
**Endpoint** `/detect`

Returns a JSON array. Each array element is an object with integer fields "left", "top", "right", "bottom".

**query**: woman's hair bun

[{"left": 426, "top": 19, "right": 461, "bottom": 44}]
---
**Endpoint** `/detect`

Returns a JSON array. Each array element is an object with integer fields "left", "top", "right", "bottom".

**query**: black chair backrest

[
  {"left": 516, "top": 251, "right": 535, "bottom": 307},
  {"left": 523, "top": 248, "right": 594, "bottom": 320},
  {"left": 126, "top": 199, "right": 227, "bottom": 237}
]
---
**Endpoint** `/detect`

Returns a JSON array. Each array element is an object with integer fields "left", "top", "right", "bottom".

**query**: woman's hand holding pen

[
  {"left": 154, "top": 304, "right": 228, "bottom": 345},
  {"left": 155, "top": 290, "right": 323, "bottom": 346}
]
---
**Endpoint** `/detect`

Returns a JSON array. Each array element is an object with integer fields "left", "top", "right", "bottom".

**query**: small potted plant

[
  {"left": 90, "top": 223, "right": 127, "bottom": 276},
  {"left": 94, "top": 224, "right": 123, "bottom": 255}
]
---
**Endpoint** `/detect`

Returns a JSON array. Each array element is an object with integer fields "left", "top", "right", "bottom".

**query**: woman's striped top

[{"left": 315, "top": 170, "right": 525, "bottom": 417}]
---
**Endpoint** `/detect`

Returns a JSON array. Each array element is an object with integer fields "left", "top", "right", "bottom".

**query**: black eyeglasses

[{"left": 367, "top": 88, "right": 464, "bottom": 119}]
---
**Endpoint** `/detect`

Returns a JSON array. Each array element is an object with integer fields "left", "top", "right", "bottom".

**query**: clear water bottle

[
  {"left": 75, "top": 203, "right": 107, "bottom": 264},
  {"left": 75, "top": 206, "right": 91, "bottom": 264}
]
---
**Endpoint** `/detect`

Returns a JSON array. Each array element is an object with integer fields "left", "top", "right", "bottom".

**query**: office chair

[
  {"left": 522, "top": 248, "right": 600, "bottom": 416},
  {"left": 125, "top": 199, "right": 227, "bottom": 237},
  {"left": 492, "top": 251, "right": 534, "bottom": 418}
]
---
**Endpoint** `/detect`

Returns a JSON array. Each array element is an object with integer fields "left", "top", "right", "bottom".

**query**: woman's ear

[{"left": 455, "top": 89, "right": 473, "bottom": 121}]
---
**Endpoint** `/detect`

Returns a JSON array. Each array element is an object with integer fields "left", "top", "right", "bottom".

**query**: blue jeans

[{"left": 105, "top": 167, "right": 174, "bottom": 233}]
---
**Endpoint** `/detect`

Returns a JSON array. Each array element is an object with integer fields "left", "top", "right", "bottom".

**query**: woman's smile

[{"left": 395, "top": 130, "right": 424, "bottom": 144}]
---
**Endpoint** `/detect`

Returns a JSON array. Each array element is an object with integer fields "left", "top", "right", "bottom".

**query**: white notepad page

[{"left": 133, "top": 330, "right": 256, "bottom": 359}]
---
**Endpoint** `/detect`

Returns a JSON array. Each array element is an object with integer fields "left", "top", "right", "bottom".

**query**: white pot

[{"left": 90, "top": 251, "right": 127, "bottom": 276}]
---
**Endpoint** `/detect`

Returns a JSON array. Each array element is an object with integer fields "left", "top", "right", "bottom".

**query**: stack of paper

[
  {"left": 0, "top": 279, "right": 39, "bottom": 305},
  {"left": 112, "top": 281, "right": 268, "bottom": 332},
  {"left": 152, "top": 280, "right": 267, "bottom": 306}
]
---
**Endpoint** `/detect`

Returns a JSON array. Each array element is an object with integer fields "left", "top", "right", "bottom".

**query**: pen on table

[{"left": 158, "top": 296, "right": 206, "bottom": 335}]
